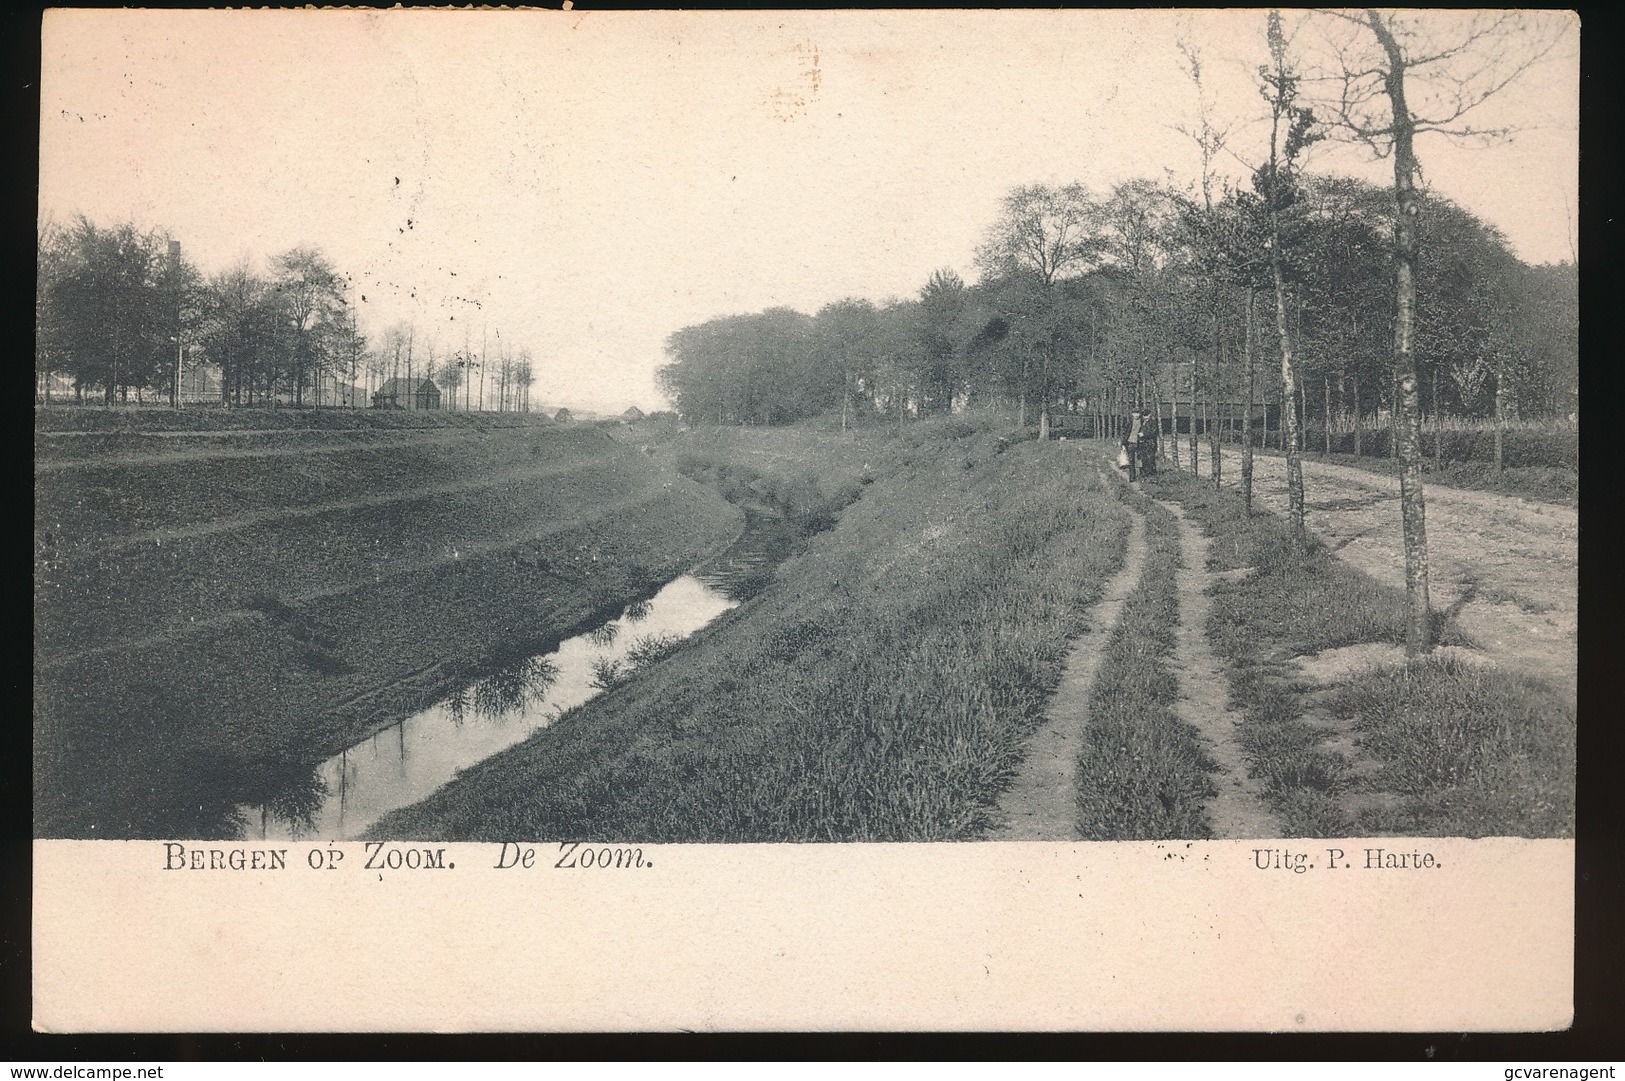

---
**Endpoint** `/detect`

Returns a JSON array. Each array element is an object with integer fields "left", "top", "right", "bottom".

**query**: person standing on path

[{"left": 1124, "top": 410, "right": 1158, "bottom": 481}]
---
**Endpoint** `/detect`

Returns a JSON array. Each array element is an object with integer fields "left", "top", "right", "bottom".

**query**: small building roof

[{"left": 375, "top": 377, "right": 440, "bottom": 397}]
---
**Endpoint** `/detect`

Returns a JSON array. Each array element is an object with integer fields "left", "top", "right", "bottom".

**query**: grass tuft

[{"left": 1327, "top": 656, "right": 1575, "bottom": 836}]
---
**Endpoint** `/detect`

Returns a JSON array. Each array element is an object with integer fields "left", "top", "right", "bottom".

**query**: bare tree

[
  {"left": 1175, "top": 35, "right": 1233, "bottom": 486},
  {"left": 515, "top": 349, "right": 536, "bottom": 413},
  {"left": 1257, "top": 11, "right": 1321, "bottom": 545},
  {"left": 1305, "top": 8, "right": 1569, "bottom": 654},
  {"left": 975, "top": 183, "right": 1105, "bottom": 287}
]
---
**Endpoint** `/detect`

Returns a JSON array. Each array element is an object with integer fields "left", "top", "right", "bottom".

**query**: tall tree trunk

[
  {"left": 1271, "top": 238, "right": 1305, "bottom": 542},
  {"left": 1323, "top": 374, "right": 1332, "bottom": 456},
  {"left": 1017, "top": 350, "right": 1029, "bottom": 429},
  {"left": 1242, "top": 287, "right": 1256, "bottom": 515},
  {"left": 1352, "top": 375, "right": 1362, "bottom": 457},
  {"left": 107, "top": 318, "right": 118, "bottom": 406},
  {"left": 1494, "top": 369, "right": 1506, "bottom": 474},
  {"left": 1209, "top": 313, "right": 1222, "bottom": 488},
  {"left": 1166, "top": 396, "right": 1177, "bottom": 465},
  {"left": 1371, "top": 11, "right": 1433, "bottom": 655},
  {"left": 1037, "top": 350, "right": 1051, "bottom": 439},
  {"left": 1390, "top": 377, "right": 1399, "bottom": 461},
  {"left": 1170, "top": 376, "right": 1181, "bottom": 468},
  {"left": 1187, "top": 357, "right": 1199, "bottom": 474},
  {"left": 1433, "top": 366, "right": 1443, "bottom": 467},
  {"left": 1298, "top": 367, "right": 1308, "bottom": 447}
]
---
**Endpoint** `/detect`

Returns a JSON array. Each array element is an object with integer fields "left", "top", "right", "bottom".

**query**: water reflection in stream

[{"left": 248, "top": 573, "right": 738, "bottom": 840}]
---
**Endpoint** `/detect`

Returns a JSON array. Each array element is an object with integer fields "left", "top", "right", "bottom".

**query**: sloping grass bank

[
  {"left": 373, "top": 425, "right": 1132, "bottom": 841},
  {"left": 35, "top": 424, "right": 740, "bottom": 838},
  {"left": 1142, "top": 469, "right": 1574, "bottom": 837},
  {"left": 35, "top": 404, "right": 558, "bottom": 433},
  {"left": 1075, "top": 485, "right": 1216, "bottom": 839}
]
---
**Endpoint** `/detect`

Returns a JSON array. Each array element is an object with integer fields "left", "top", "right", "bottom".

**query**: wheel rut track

[
  {"left": 988, "top": 471, "right": 1146, "bottom": 841},
  {"left": 1156, "top": 499, "right": 1278, "bottom": 838}
]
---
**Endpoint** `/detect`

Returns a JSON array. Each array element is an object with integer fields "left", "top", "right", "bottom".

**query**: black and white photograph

[{"left": 30, "top": 7, "right": 1580, "bottom": 1032}]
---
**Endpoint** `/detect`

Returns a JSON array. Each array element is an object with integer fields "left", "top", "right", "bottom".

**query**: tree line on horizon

[
  {"left": 35, "top": 221, "right": 541, "bottom": 413},
  {"left": 656, "top": 173, "right": 1575, "bottom": 437}
]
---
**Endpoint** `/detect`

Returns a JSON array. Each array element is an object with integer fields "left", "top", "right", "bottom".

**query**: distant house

[
  {"left": 620, "top": 406, "right": 646, "bottom": 423},
  {"left": 37, "top": 372, "right": 80, "bottom": 402},
  {"left": 372, "top": 377, "right": 442, "bottom": 411}
]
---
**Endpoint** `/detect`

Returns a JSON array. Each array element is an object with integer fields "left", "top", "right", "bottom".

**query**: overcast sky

[{"left": 39, "top": 9, "right": 1578, "bottom": 412}]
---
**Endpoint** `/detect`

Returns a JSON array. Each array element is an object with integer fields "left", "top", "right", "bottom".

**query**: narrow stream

[{"left": 244, "top": 509, "right": 790, "bottom": 841}]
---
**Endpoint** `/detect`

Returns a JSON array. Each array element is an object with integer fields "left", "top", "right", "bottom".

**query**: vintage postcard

[{"left": 33, "top": 8, "right": 1578, "bottom": 1031}]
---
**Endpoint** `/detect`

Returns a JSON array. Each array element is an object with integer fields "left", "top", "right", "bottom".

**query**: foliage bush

[
  {"left": 673, "top": 451, "right": 863, "bottom": 536},
  {"left": 1290, "top": 424, "right": 1577, "bottom": 471}
]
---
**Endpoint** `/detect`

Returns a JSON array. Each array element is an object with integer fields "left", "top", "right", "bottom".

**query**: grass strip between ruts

[{"left": 1074, "top": 482, "right": 1217, "bottom": 839}]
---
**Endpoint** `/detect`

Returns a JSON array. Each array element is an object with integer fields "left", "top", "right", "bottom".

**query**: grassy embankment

[
  {"left": 1142, "top": 469, "right": 1575, "bottom": 837},
  {"left": 1073, "top": 483, "right": 1217, "bottom": 839},
  {"left": 35, "top": 412, "right": 740, "bottom": 838},
  {"left": 374, "top": 418, "right": 1137, "bottom": 842}
]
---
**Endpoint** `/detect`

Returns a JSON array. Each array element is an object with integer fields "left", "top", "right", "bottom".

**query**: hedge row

[{"left": 1282, "top": 426, "right": 1577, "bottom": 472}]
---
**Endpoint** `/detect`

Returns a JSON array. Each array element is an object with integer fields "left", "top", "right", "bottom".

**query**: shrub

[{"left": 1293, "top": 424, "right": 1577, "bottom": 471}]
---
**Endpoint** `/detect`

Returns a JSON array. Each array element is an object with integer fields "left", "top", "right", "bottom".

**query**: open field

[
  {"left": 35, "top": 403, "right": 562, "bottom": 432},
  {"left": 34, "top": 415, "right": 740, "bottom": 837}
]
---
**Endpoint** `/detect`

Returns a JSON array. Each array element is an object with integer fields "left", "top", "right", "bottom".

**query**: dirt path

[
  {"left": 1157, "top": 500, "right": 1278, "bottom": 838},
  {"left": 1209, "top": 447, "right": 1577, "bottom": 703},
  {"left": 989, "top": 483, "right": 1147, "bottom": 840}
]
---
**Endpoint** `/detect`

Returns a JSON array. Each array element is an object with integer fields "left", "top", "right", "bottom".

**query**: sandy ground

[
  {"left": 1158, "top": 500, "right": 1279, "bottom": 838},
  {"left": 1211, "top": 447, "right": 1578, "bottom": 703}
]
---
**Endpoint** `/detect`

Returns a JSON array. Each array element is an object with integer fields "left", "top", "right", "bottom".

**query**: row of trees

[
  {"left": 35, "top": 218, "right": 543, "bottom": 412},
  {"left": 657, "top": 175, "right": 1574, "bottom": 438},
  {"left": 658, "top": 10, "right": 1574, "bottom": 655}
]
